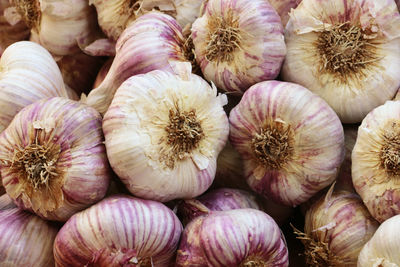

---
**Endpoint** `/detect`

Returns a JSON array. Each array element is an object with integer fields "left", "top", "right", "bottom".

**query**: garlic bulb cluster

[
  {"left": 229, "top": 80, "right": 344, "bottom": 207},
  {"left": 54, "top": 195, "right": 183, "bottom": 266},
  {"left": 0, "top": 97, "right": 111, "bottom": 221},
  {"left": 282, "top": 0, "right": 400, "bottom": 123},
  {"left": 0, "top": 199, "right": 59, "bottom": 266},
  {"left": 0, "top": 0, "right": 29, "bottom": 56},
  {"left": 0, "top": 41, "right": 67, "bottom": 133},
  {"left": 85, "top": 11, "right": 188, "bottom": 115},
  {"left": 176, "top": 208, "right": 289, "bottom": 266},
  {"left": 358, "top": 214, "right": 400, "bottom": 266},
  {"left": 269, "top": 0, "right": 302, "bottom": 26},
  {"left": 103, "top": 62, "right": 229, "bottom": 202},
  {"left": 191, "top": 0, "right": 286, "bottom": 94},
  {"left": 296, "top": 187, "right": 379, "bottom": 266},
  {"left": 14, "top": 0, "right": 101, "bottom": 56},
  {"left": 352, "top": 100, "right": 400, "bottom": 223}
]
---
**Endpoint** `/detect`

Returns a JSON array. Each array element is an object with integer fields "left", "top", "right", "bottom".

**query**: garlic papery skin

[
  {"left": 191, "top": 0, "right": 286, "bottom": 94},
  {"left": 0, "top": 41, "right": 67, "bottom": 133},
  {"left": 14, "top": 0, "right": 101, "bottom": 56},
  {"left": 54, "top": 195, "right": 183, "bottom": 266},
  {"left": 358, "top": 214, "right": 400, "bottom": 266},
  {"left": 103, "top": 62, "right": 229, "bottom": 202},
  {"left": 296, "top": 187, "right": 379, "bottom": 266},
  {"left": 0, "top": 205, "right": 58, "bottom": 266},
  {"left": 336, "top": 125, "right": 358, "bottom": 192},
  {"left": 282, "top": 0, "right": 400, "bottom": 123},
  {"left": 269, "top": 0, "right": 302, "bottom": 26},
  {"left": 0, "top": 97, "right": 111, "bottom": 221},
  {"left": 85, "top": 12, "right": 188, "bottom": 115},
  {"left": 0, "top": 193, "right": 16, "bottom": 209},
  {"left": 176, "top": 208, "right": 289, "bottom": 266},
  {"left": 229, "top": 80, "right": 344, "bottom": 207},
  {"left": 175, "top": 0, "right": 204, "bottom": 29},
  {"left": 352, "top": 100, "right": 400, "bottom": 223},
  {"left": 0, "top": 0, "right": 29, "bottom": 56}
]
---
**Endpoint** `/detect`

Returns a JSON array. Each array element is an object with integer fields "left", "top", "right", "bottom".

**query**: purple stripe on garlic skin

[
  {"left": 54, "top": 195, "right": 183, "bottom": 267},
  {"left": 0, "top": 97, "right": 111, "bottom": 221},
  {"left": 85, "top": 11, "right": 188, "bottom": 115},
  {"left": 229, "top": 80, "right": 344, "bottom": 207},
  {"left": 176, "top": 208, "right": 289, "bottom": 267},
  {"left": 191, "top": 0, "right": 286, "bottom": 95}
]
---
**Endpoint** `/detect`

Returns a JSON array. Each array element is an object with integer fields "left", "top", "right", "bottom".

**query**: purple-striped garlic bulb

[
  {"left": 85, "top": 12, "right": 189, "bottom": 115},
  {"left": 0, "top": 41, "right": 67, "bottom": 133},
  {"left": 229, "top": 80, "right": 344, "bottom": 207},
  {"left": 352, "top": 100, "right": 400, "bottom": 223},
  {"left": 191, "top": 0, "right": 286, "bottom": 94},
  {"left": 0, "top": 97, "right": 111, "bottom": 221},
  {"left": 103, "top": 62, "right": 229, "bottom": 202},
  {"left": 295, "top": 186, "right": 379, "bottom": 266},
  {"left": 13, "top": 0, "right": 101, "bottom": 56},
  {"left": 176, "top": 208, "right": 289, "bottom": 266},
  {"left": 0, "top": 0, "right": 29, "bottom": 56},
  {"left": 269, "top": 0, "right": 302, "bottom": 26},
  {"left": 0, "top": 201, "right": 59, "bottom": 266},
  {"left": 54, "top": 195, "right": 183, "bottom": 266},
  {"left": 282, "top": 0, "right": 400, "bottom": 123}
]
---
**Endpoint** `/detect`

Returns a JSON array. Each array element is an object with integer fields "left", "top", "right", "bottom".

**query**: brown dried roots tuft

[
  {"left": 380, "top": 123, "right": 400, "bottom": 176},
  {"left": 239, "top": 256, "right": 266, "bottom": 267},
  {"left": 252, "top": 120, "right": 293, "bottom": 170},
  {"left": 14, "top": 0, "right": 41, "bottom": 30},
  {"left": 205, "top": 10, "right": 242, "bottom": 63}
]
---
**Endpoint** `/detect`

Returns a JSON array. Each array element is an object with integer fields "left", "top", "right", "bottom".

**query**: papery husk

[{"left": 269, "top": 0, "right": 302, "bottom": 26}]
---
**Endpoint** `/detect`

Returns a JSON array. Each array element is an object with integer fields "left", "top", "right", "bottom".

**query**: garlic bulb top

[
  {"left": 103, "top": 62, "right": 229, "bottom": 202},
  {"left": 358, "top": 214, "right": 400, "bottom": 266},
  {"left": 191, "top": 0, "right": 286, "bottom": 94},
  {"left": 269, "top": 0, "right": 302, "bottom": 26},
  {"left": 229, "top": 80, "right": 344, "bottom": 207},
  {"left": 0, "top": 97, "right": 111, "bottom": 221},
  {"left": 352, "top": 100, "right": 400, "bottom": 223},
  {"left": 0, "top": 41, "right": 67, "bottom": 133},
  {"left": 282, "top": 0, "right": 400, "bottom": 123}
]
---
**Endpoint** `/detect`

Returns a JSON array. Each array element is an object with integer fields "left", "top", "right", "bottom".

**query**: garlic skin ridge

[
  {"left": 191, "top": 0, "right": 286, "bottom": 94},
  {"left": 282, "top": 0, "right": 400, "bottom": 123}
]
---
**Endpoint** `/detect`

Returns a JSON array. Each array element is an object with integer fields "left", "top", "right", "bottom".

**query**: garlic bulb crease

[
  {"left": 269, "top": 0, "right": 302, "bottom": 26},
  {"left": 282, "top": 0, "right": 400, "bottom": 123}
]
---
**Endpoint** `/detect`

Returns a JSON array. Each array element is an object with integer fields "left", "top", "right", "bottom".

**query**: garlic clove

[
  {"left": 352, "top": 100, "right": 400, "bottom": 223},
  {"left": 268, "top": 0, "right": 302, "bottom": 26},
  {"left": 0, "top": 97, "right": 111, "bottom": 221},
  {"left": 229, "top": 80, "right": 344, "bottom": 207},
  {"left": 103, "top": 62, "right": 229, "bottom": 202},
  {"left": 282, "top": 0, "right": 400, "bottom": 123},
  {"left": 191, "top": 0, "right": 286, "bottom": 94}
]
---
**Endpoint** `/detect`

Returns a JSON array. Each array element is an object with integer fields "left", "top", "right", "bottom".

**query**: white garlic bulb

[
  {"left": 103, "top": 62, "right": 229, "bottom": 202},
  {"left": 0, "top": 41, "right": 67, "bottom": 133},
  {"left": 282, "top": 0, "right": 400, "bottom": 123}
]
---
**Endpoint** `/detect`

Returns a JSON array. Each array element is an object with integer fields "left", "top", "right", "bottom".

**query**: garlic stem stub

[
  {"left": 229, "top": 81, "right": 344, "bottom": 207},
  {"left": 0, "top": 205, "right": 59, "bottom": 266},
  {"left": 268, "top": 0, "right": 302, "bottom": 26},
  {"left": 296, "top": 187, "right": 379, "bottom": 266},
  {"left": 282, "top": 0, "right": 400, "bottom": 123},
  {"left": 358, "top": 214, "right": 400, "bottom": 266},
  {"left": 54, "top": 195, "right": 183, "bottom": 266},
  {"left": 85, "top": 11, "right": 188, "bottom": 115},
  {"left": 191, "top": 0, "right": 286, "bottom": 94},
  {"left": 103, "top": 62, "right": 229, "bottom": 202},
  {"left": 0, "top": 97, "right": 111, "bottom": 221},
  {"left": 0, "top": 41, "right": 67, "bottom": 133},
  {"left": 352, "top": 100, "right": 400, "bottom": 223},
  {"left": 176, "top": 208, "right": 289, "bottom": 266}
]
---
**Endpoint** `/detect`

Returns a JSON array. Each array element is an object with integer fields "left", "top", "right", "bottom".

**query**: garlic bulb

[
  {"left": 229, "top": 80, "right": 344, "bottom": 206},
  {"left": 54, "top": 195, "right": 183, "bottom": 266},
  {"left": 103, "top": 62, "right": 229, "bottom": 202},
  {"left": 358, "top": 214, "right": 400, "bottom": 266},
  {"left": 191, "top": 0, "right": 286, "bottom": 94},
  {"left": 0, "top": 97, "right": 111, "bottom": 221},
  {"left": 0, "top": 203, "right": 59, "bottom": 266},
  {"left": 352, "top": 100, "right": 400, "bottom": 223},
  {"left": 269, "top": 0, "right": 302, "bottom": 26},
  {"left": 176, "top": 208, "right": 289, "bottom": 266},
  {"left": 14, "top": 0, "right": 101, "bottom": 56},
  {"left": 282, "top": 0, "right": 400, "bottom": 123},
  {"left": 0, "top": 0, "right": 29, "bottom": 56},
  {"left": 85, "top": 12, "right": 188, "bottom": 115},
  {"left": 295, "top": 186, "right": 379, "bottom": 266},
  {"left": 0, "top": 41, "right": 67, "bottom": 133}
]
